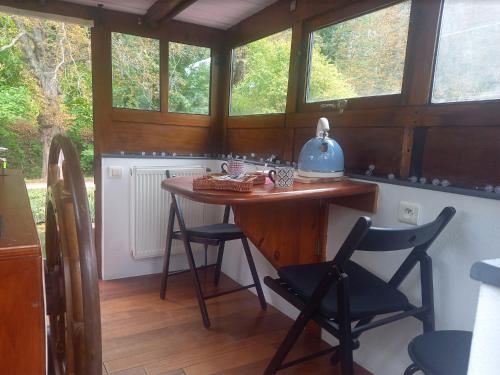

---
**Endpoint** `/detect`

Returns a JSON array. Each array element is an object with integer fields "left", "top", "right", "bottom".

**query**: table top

[
  {"left": 161, "top": 176, "right": 378, "bottom": 205},
  {"left": 0, "top": 170, "right": 40, "bottom": 258}
]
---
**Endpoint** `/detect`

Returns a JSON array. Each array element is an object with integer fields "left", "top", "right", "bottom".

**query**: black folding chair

[
  {"left": 263, "top": 207, "right": 456, "bottom": 375},
  {"left": 404, "top": 330, "right": 472, "bottom": 375},
  {"left": 160, "top": 171, "right": 267, "bottom": 328}
]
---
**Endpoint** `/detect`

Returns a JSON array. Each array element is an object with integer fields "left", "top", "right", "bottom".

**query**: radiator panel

[{"left": 130, "top": 166, "right": 208, "bottom": 259}]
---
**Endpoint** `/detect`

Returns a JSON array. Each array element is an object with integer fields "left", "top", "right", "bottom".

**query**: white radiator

[{"left": 130, "top": 166, "right": 208, "bottom": 259}]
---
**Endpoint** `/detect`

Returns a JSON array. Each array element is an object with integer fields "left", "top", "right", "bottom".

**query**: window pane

[
  {"left": 307, "top": 1, "right": 411, "bottom": 103},
  {"left": 112, "top": 33, "right": 160, "bottom": 111},
  {"left": 230, "top": 29, "right": 292, "bottom": 116},
  {"left": 432, "top": 0, "right": 500, "bottom": 103},
  {"left": 168, "top": 43, "right": 211, "bottom": 115}
]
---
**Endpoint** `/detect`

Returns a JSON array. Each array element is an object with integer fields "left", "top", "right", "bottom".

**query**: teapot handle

[{"left": 268, "top": 170, "right": 276, "bottom": 183}]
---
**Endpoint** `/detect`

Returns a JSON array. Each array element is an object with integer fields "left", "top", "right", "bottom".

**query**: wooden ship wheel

[{"left": 44, "top": 134, "right": 102, "bottom": 375}]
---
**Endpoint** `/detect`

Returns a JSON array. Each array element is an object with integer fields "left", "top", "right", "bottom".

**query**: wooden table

[
  {"left": 0, "top": 170, "right": 45, "bottom": 374},
  {"left": 162, "top": 177, "right": 378, "bottom": 268}
]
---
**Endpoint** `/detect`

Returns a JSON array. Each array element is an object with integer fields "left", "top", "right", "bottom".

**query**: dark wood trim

[
  {"left": 299, "top": 95, "right": 402, "bottom": 113},
  {"left": 303, "top": 0, "right": 403, "bottom": 33},
  {"left": 286, "top": 107, "right": 413, "bottom": 128},
  {"left": 285, "top": 21, "right": 303, "bottom": 115},
  {"left": 111, "top": 108, "right": 211, "bottom": 127},
  {"left": 145, "top": 0, "right": 198, "bottom": 24},
  {"left": 227, "top": 114, "right": 285, "bottom": 129},
  {"left": 227, "top": 0, "right": 357, "bottom": 48},
  {"left": 399, "top": 127, "right": 414, "bottom": 177},
  {"left": 288, "top": 101, "right": 500, "bottom": 129},
  {"left": 0, "top": 0, "right": 94, "bottom": 20},
  {"left": 160, "top": 39, "right": 169, "bottom": 112},
  {"left": 218, "top": 46, "right": 232, "bottom": 153},
  {"left": 401, "top": 0, "right": 443, "bottom": 105}
]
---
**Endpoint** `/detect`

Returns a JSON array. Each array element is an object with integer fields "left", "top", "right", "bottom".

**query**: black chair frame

[
  {"left": 263, "top": 207, "right": 456, "bottom": 375},
  {"left": 160, "top": 186, "right": 267, "bottom": 328}
]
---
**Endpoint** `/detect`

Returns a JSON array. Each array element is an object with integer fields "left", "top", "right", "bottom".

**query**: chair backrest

[
  {"left": 358, "top": 206, "right": 456, "bottom": 253},
  {"left": 331, "top": 207, "right": 456, "bottom": 280}
]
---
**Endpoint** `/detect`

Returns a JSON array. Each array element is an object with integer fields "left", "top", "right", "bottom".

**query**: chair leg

[
  {"left": 420, "top": 255, "right": 435, "bottom": 333},
  {"left": 184, "top": 241, "right": 211, "bottom": 328},
  {"left": 241, "top": 237, "right": 267, "bottom": 310},
  {"left": 337, "top": 274, "right": 354, "bottom": 375},
  {"left": 404, "top": 364, "right": 420, "bottom": 375},
  {"left": 263, "top": 312, "right": 310, "bottom": 375},
  {"left": 171, "top": 194, "right": 211, "bottom": 328},
  {"left": 160, "top": 203, "right": 175, "bottom": 300},
  {"left": 214, "top": 242, "right": 225, "bottom": 286}
]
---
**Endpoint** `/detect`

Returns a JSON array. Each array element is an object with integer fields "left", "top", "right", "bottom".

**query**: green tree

[
  {"left": 311, "top": 1, "right": 411, "bottom": 100},
  {"left": 229, "top": 28, "right": 355, "bottom": 114},
  {"left": 112, "top": 33, "right": 160, "bottom": 111},
  {"left": 168, "top": 42, "right": 211, "bottom": 115},
  {"left": 0, "top": 13, "right": 93, "bottom": 178},
  {"left": 230, "top": 30, "right": 292, "bottom": 115}
]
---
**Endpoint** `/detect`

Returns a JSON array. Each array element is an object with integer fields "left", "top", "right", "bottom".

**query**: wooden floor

[{"left": 100, "top": 269, "right": 372, "bottom": 375}]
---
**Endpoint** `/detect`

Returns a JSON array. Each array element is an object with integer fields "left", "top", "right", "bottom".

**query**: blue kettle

[{"left": 297, "top": 118, "right": 344, "bottom": 178}]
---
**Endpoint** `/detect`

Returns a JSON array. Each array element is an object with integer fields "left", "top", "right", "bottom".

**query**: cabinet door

[{"left": 0, "top": 256, "right": 45, "bottom": 375}]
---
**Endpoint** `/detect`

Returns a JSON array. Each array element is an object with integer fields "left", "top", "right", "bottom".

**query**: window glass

[
  {"left": 432, "top": 0, "right": 500, "bottom": 103},
  {"left": 112, "top": 33, "right": 160, "bottom": 111},
  {"left": 307, "top": 1, "right": 411, "bottom": 103},
  {"left": 168, "top": 42, "right": 211, "bottom": 115},
  {"left": 230, "top": 29, "right": 292, "bottom": 116}
]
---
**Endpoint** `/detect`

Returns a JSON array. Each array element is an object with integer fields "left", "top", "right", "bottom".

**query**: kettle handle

[{"left": 316, "top": 117, "right": 330, "bottom": 138}]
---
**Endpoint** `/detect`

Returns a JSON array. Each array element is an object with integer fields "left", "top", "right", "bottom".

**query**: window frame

[
  {"left": 109, "top": 29, "right": 216, "bottom": 128},
  {"left": 298, "top": 0, "right": 413, "bottom": 113},
  {"left": 166, "top": 41, "right": 213, "bottom": 116}
]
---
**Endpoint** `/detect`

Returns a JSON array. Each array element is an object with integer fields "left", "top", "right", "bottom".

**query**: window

[
  {"left": 432, "top": 0, "right": 500, "bottom": 103},
  {"left": 168, "top": 42, "right": 211, "bottom": 115},
  {"left": 112, "top": 33, "right": 160, "bottom": 111},
  {"left": 306, "top": 1, "right": 411, "bottom": 103},
  {"left": 230, "top": 29, "right": 292, "bottom": 116}
]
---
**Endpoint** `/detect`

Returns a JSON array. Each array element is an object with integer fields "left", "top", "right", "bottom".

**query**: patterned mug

[
  {"left": 221, "top": 159, "right": 245, "bottom": 176},
  {"left": 268, "top": 167, "right": 294, "bottom": 188}
]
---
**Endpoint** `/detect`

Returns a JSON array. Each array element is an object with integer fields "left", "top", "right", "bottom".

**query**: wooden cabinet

[{"left": 0, "top": 170, "right": 45, "bottom": 375}]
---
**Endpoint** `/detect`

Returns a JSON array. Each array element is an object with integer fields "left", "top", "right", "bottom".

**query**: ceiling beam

[{"left": 145, "top": 0, "right": 198, "bottom": 24}]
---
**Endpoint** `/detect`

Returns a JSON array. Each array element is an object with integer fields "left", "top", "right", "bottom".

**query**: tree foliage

[
  {"left": 0, "top": 13, "right": 93, "bottom": 178},
  {"left": 168, "top": 42, "right": 211, "bottom": 115},
  {"left": 309, "top": 1, "right": 411, "bottom": 101},
  {"left": 230, "top": 30, "right": 292, "bottom": 115},
  {"left": 112, "top": 33, "right": 160, "bottom": 111}
]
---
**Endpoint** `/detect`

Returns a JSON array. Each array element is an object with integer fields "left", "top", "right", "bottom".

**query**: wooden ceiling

[{"left": 63, "top": 0, "right": 278, "bottom": 29}]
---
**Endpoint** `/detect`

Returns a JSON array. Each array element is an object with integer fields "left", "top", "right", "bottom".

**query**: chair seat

[
  {"left": 278, "top": 260, "right": 411, "bottom": 320},
  {"left": 178, "top": 223, "right": 244, "bottom": 241},
  {"left": 408, "top": 330, "right": 472, "bottom": 375}
]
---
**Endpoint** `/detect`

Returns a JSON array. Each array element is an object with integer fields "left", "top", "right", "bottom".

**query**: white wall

[
  {"left": 101, "top": 157, "right": 223, "bottom": 280},
  {"left": 101, "top": 157, "right": 263, "bottom": 280},
  {"left": 221, "top": 181, "right": 500, "bottom": 375}
]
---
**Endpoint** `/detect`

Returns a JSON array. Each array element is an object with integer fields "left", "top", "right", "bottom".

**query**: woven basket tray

[
  {"left": 217, "top": 171, "right": 266, "bottom": 185},
  {"left": 247, "top": 172, "right": 266, "bottom": 185},
  {"left": 193, "top": 173, "right": 257, "bottom": 192}
]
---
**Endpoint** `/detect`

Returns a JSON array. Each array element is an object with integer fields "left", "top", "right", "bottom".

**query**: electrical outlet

[
  {"left": 398, "top": 201, "right": 421, "bottom": 225},
  {"left": 108, "top": 166, "right": 123, "bottom": 179}
]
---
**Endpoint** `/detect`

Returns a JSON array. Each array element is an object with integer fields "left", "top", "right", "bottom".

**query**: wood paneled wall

[
  {"left": 223, "top": 0, "right": 500, "bottom": 188},
  {"left": 9, "top": 0, "right": 500, "bottom": 188},
  {"left": 90, "top": 11, "right": 226, "bottom": 157}
]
